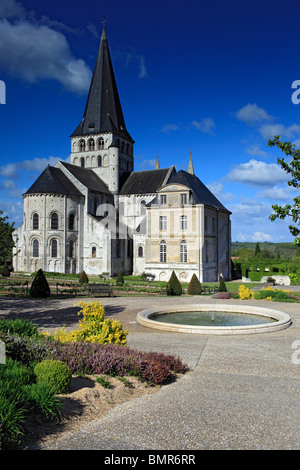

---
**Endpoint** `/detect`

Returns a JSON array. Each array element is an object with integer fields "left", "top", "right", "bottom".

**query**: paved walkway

[{"left": 1, "top": 295, "right": 299, "bottom": 450}]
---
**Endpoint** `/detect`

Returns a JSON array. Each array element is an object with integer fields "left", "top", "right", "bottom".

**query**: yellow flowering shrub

[
  {"left": 53, "top": 301, "right": 128, "bottom": 346},
  {"left": 238, "top": 284, "right": 254, "bottom": 300}
]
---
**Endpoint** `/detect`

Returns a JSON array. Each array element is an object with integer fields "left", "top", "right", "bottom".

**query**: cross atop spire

[{"left": 101, "top": 15, "right": 107, "bottom": 29}]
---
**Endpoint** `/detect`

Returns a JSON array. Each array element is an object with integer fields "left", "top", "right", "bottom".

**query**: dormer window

[
  {"left": 160, "top": 195, "right": 167, "bottom": 205},
  {"left": 98, "top": 138, "right": 104, "bottom": 150},
  {"left": 180, "top": 193, "right": 187, "bottom": 204}
]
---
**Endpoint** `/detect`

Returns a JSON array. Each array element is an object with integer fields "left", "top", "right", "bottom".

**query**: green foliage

[
  {"left": 0, "top": 318, "right": 39, "bottom": 337},
  {"left": 79, "top": 270, "right": 89, "bottom": 284},
  {"left": 219, "top": 278, "right": 227, "bottom": 292},
  {"left": 0, "top": 359, "right": 61, "bottom": 449},
  {"left": 0, "top": 211, "right": 17, "bottom": 266},
  {"left": 30, "top": 269, "right": 50, "bottom": 298},
  {"left": 1, "top": 261, "right": 10, "bottom": 277},
  {"left": 116, "top": 270, "right": 124, "bottom": 286},
  {"left": 268, "top": 136, "right": 300, "bottom": 245},
  {"left": 96, "top": 376, "right": 112, "bottom": 388},
  {"left": 34, "top": 359, "right": 72, "bottom": 394},
  {"left": 166, "top": 271, "right": 182, "bottom": 296},
  {"left": 187, "top": 274, "right": 202, "bottom": 295}
]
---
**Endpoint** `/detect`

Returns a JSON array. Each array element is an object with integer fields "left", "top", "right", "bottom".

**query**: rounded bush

[
  {"left": 187, "top": 274, "right": 202, "bottom": 295},
  {"left": 79, "top": 270, "right": 89, "bottom": 284},
  {"left": 34, "top": 359, "right": 72, "bottom": 394}
]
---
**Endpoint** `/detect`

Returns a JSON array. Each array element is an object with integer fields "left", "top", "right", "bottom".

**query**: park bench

[
  {"left": 88, "top": 283, "right": 114, "bottom": 297},
  {"left": 56, "top": 282, "right": 87, "bottom": 296},
  {"left": 201, "top": 286, "right": 219, "bottom": 295},
  {"left": 0, "top": 281, "right": 29, "bottom": 295}
]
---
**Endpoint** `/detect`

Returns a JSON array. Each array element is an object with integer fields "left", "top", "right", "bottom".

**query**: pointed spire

[
  {"left": 188, "top": 150, "right": 194, "bottom": 175},
  {"left": 155, "top": 153, "right": 160, "bottom": 169},
  {"left": 71, "top": 19, "right": 133, "bottom": 142}
]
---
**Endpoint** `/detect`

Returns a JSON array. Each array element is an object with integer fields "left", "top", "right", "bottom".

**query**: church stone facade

[{"left": 13, "top": 25, "right": 231, "bottom": 283}]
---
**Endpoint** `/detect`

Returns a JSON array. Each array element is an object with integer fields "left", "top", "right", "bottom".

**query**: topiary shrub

[
  {"left": 34, "top": 359, "right": 72, "bottom": 394},
  {"left": 187, "top": 274, "right": 202, "bottom": 295},
  {"left": 79, "top": 270, "right": 89, "bottom": 284},
  {"left": 166, "top": 271, "right": 182, "bottom": 296},
  {"left": 30, "top": 269, "right": 50, "bottom": 298},
  {"left": 1, "top": 261, "right": 10, "bottom": 277},
  {"left": 219, "top": 277, "right": 227, "bottom": 292},
  {"left": 116, "top": 270, "right": 124, "bottom": 286}
]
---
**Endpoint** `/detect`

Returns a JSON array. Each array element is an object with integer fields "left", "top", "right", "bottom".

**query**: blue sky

[{"left": 0, "top": 0, "right": 300, "bottom": 243}]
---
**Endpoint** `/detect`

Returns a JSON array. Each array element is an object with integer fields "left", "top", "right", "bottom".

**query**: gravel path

[{"left": 1, "top": 295, "right": 299, "bottom": 450}]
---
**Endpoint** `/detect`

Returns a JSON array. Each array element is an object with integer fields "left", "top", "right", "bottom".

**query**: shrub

[
  {"left": 53, "top": 301, "right": 128, "bottom": 346},
  {"left": 0, "top": 359, "right": 60, "bottom": 449},
  {"left": 0, "top": 318, "right": 39, "bottom": 337},
  {"left": 238, "top": 285, "right": 254, "bottom": 300},
  {"left": 3, "top": 334, "right": 49, "bottom": 366},
  {"left": 79, "top": 271, "right": 89, "bottom": 284},
  {"left": 34, "top": 359, "right": 72, "bottom": 394},
  {"left": 166, "top": 271, "right": 182, "bottom": 296},
  {"left": 219, "top": 278, "right": 227, "bottom": 292},
  {"left": 30, "top": 269, "right": 50, "bottom": 298},
  {"left": 116, "top": 271, "right": 124, "bottom": 286},
  {"left": 2, "top": 261, "right": 10, "bottom": 277},
  {"left": 43, "top": 340, "right": 188, "bottom": 386},
  {"left": 213, "top": 292, "right": 231, "bottom": 299},
  {"left": 187, "top": 274, "right": 202, "bottom": 295}
]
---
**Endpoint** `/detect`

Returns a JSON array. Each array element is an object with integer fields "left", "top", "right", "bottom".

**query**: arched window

[
  {"left": 50, "top": 213, "right": 59, "bottom": 230},
  {"left": 92, "top": 246, "right": 96, "bottom": 258},
  {"left": 160, "top": 240, "right": 167, "bottom": 263},
  {"left": 69, "top": 240, "right": 74, "bottom": 258},
  {"left": 97, "top": 155, "right": 102, "bottom": 167},
  {"left": 138, "top": 246, "right": 143, "bottom": 257},
  {"left": 32, "top": 239, "right": 39, "bottom": 257},
  {"left": 32, "top": 213, "right": 39, "bottom": 230},
  {"left": 140, "top": 200, "right": 146, "bottom": 215},
  {"left": 80, "top": 157, "right": 85, "bottom": 168},
  {"left": 51, "top": 239, "right": 58, "bottom": 258},
  {"left": 98, "top": 138, "right": 104, "bottom": 150},
  {"left": 88, "top": 138, "right": 95, "bottom": 151},
  {"left": 180, "top": 240, "right": 187, "bottom": 263},
  {"left": 68, "top": 213, "right": 75, "bottom": 230},
  {"left": 79, "top": 140, "right": 85, "bottom": 152}
]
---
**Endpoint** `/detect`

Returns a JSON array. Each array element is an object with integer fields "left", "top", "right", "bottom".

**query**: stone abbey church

[{"left": 13, "top": 25, "right": 231, "bottom": 283}]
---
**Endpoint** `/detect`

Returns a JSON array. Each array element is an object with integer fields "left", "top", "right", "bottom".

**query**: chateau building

[{"left": 13, "top": 24, "right": 231, "bottom": 282}]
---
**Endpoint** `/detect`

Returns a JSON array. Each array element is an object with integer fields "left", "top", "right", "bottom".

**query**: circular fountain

[{"left": 137, "top": 304, "right": 292, "bottom": 335}]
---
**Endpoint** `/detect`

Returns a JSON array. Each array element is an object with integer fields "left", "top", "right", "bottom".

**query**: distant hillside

[{"left": 231, "top": 241, "right": 299, "bottom": 260}]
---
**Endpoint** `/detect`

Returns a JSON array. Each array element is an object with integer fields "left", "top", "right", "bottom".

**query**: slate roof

[
  {"left": 119, "top": 167, "right": 174, "bottom": 195},
  {"left": 24, "top": 165, "right": 83, "bottom": 196},
  {"left": 71, "top": 26, "right": 133, "bottom": 142},
  {"left": 167, "top": 170, "right": 231, "bottom": 213},
  {"left": 60, "top": 162, "right": 112, "bottom": 194}
]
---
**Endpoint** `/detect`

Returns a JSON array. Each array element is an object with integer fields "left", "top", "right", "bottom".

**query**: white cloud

[
  {"left": 246, "top": 145, "right": 268, "bottom": 159},
  {"left": 191, "top": 118, "right": 216, "bottom": 135},
  {"left": 257, "top": 185, "right": 297, "bottom": 201},
  {"left": 161, "top": 123, "right": 179, "bottom": 133},
  {"left": 259, "top": 122, "right": 300, "bottom": 140},
  {"left": 227, "top": 159, "right": 288, "bottom": 187},
  {"left": 206, "top": 182, "right": 235, "bottom": 202},
  {"left": 235, "top": 103, "right": 274, "bottom": 125},
  {"left": 0, "top": 155, "right": 70, "bottom": 179},
  {"left": 0, "top": 9, "right": 92, "bottom": 94},
  {"left": 125, "top": 49, "right": 148, "bottom": 79},
  {"left": 252, "top": 231, "right": 273, "bottom": 242}
]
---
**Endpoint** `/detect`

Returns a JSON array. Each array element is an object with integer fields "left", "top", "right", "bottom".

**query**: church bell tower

[{"left": 70, "top": 19, "right": 134, "bottom": 194}]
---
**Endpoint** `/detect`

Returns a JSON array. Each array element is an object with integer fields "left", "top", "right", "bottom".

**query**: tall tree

[
  {"left": 255, "top": 242, "right": 261, "bottom": 256},
  {"left": 268, "top": 136, "right": 300, "bottom": 246},
  {"left": 0, "top": 211, "right": 17, "bottom": 265}
]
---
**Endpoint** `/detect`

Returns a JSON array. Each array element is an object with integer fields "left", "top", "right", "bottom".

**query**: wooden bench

[
  {"left": 0, "top": 281, "right": 29, "bottom": 295},
  {"left": 88, "top": 283, "right": 114, "bottom": 297},
  {"left": 56, "top": 282, "right": 87, "bottom": 296},
  {"left": 201, "top": 286, "right": 219, "bottom": 295}
]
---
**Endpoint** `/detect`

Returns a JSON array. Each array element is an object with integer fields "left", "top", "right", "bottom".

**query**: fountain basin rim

[{"left": 136, "top": 304, "right": 292, "bottom": 335}]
